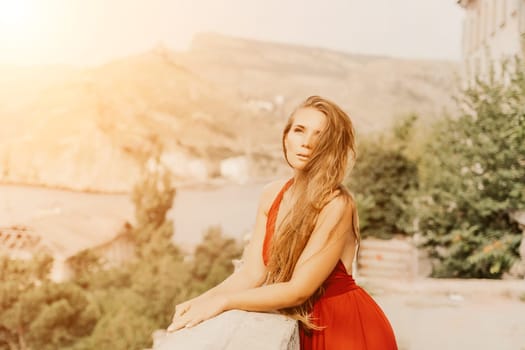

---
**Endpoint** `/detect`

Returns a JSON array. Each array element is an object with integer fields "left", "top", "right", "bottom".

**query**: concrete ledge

[{"left": 152, "top": 310, "right": 299, "bottom": 350}]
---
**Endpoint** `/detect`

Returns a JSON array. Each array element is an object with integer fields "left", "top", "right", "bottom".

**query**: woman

[{"left": 167, "top": 96, "right": 398, "bottom": 349}]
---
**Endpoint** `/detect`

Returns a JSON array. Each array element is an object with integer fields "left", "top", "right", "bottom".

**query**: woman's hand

[
  {"left": 166, "top": 295, "right": 228, "bottom": 332},
  {"left": 171, "top": 299, "right": 193, "bottom": 320}
]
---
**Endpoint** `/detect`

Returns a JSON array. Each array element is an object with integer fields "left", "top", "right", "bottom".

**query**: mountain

[
  {"left": 0, "top": 33, "right": 460, "bottom": 192},
  {"left": 177, "top": 33, "right": 460, "bottom": 132}
]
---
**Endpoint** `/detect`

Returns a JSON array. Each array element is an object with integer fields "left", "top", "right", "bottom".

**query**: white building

[
  {"left": 458, "top": 0, "right": 525, "bottom": 84},
  {"left": 0, "top": 223, "right": 135, "bottom": 282},
  {"left": 220, "top": 156, "right": 250, "bottom": 184}
]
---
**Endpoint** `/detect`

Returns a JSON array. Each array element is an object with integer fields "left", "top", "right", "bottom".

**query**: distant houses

[
  {"left": 220, "top": 156, "right": 250, "bottom": 184},
  {"left": 0, "top": 223, "right": 134, "bottom": 282},
  {"left": 0, "top": 184, "right": 136, "bottom": 282},
  {"left": 243, "top": 95, "right": 285, "bottom": 113},
  {"left": 159, "top": 152, "right": 209, "bottom": 182},
  {"left": 0, "top": 225, "right": 41, "bottom": 260},
  {"left": 160, "top": 151, "right": 252, "bottom": 185}
]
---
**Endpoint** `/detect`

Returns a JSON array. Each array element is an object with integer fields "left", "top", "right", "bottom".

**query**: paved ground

[{"left": 367, "top": 278, "right": 525, "bottom": 350}]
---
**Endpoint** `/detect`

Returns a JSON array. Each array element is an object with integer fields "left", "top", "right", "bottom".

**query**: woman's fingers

[
  {"left": 167, "top": 317, "right": 187, "bottom": 332},
  {"left": 167, "top": 315, "right": 202, "bottom": 332},
  {"left": 167, "top": 296, "right": 224, "bottom": 332},
  {"left": 185, "top": 317, "right": 204, "bottom": 328},
  {"left": 174, "top": 304, "right": 189, "bottom": 318},
  {"left": 173, "top": 302, "right": 191, "bottom": 319},
  {"left": 169, "top": 300, "right": 195, "bottom": 331},
  {"left": 172, "top": 302, "right": 191, "bottom": 323},
  {"left": 166, "top": 321, "right": 179, "bottom": 332}
]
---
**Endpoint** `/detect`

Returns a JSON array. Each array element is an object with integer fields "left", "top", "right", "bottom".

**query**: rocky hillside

[
  {"left": 177, "top": 33, "right": 460, "bottom": 132},
  {"left": 0, "top": 51, "right": 262, "bottom": 192},
  {"left": 0, "top": 33, "right": 460, "bottom": 192}
]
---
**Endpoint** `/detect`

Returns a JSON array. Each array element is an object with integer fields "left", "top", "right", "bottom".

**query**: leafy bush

[
  {"left": 190, "top": 226, "right": 243, "bottom": 295},
  {"left": 69, "top": 153, "right": 188, "bottom": 349},
  {"left": 417, "top": 61, "right": 525, "bottom": 278},
  {"left": 0, "top": 254, "right": 99, "bottom": 350},
  {"left": 346, "top": 115, "right": 419, "bottom": 238},
  {"left": 130, "top": 153, "right": 178, "bottom": 259}
]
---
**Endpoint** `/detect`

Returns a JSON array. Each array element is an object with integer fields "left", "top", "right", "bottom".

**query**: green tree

[
  {"left": 189, "top": 226, "right": 243, "bottom": 295},
  {"left": 130, "top": 152, "right": 177, "bottom": 259},
  {"left": 71, "top": 152, "right": 189, "bottom": 350},
  {"left": 418, "top": 61, "right": 525, "bottom": 278},
  {"left": 346, "top": 115, "right": 419, "bottom": 238},
  {"left": 0, "top": 254, "right": 99, "bottom": 350}
]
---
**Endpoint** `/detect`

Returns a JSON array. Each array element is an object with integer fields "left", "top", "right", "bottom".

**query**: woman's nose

[{"left": 302, "top": 134, "right": 314, "bottom": 148}]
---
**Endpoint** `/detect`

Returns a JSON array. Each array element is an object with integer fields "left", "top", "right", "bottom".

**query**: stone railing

[{"left": 151, "top": 310, "right": 299, "bottom": 350}]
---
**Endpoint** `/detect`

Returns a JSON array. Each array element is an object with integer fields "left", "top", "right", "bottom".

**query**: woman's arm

[
  {"left": 187, "top": 188, "right": 270, "bottom": 298},
  {"left": 169, "top": 180, "right": 283, "bottom": 324},
  {"left": 224, "top": 195, "right": 352, "bottom": 311},
  {"left": 169, "top": 195, "right": 353, "bottom": 329}
]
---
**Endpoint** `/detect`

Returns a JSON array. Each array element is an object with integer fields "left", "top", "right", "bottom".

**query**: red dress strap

[{"left": 262, "top": 178, "right": 294, "bottom": 265}]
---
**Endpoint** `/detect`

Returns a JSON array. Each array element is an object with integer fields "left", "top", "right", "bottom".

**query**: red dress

[{"left": 263, "top": 179, "right": 398, "bottom": 350}]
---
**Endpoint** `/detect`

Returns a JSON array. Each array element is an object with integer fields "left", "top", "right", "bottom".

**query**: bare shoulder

[
  {"left": 258, "top": 178, "right": 290, "bottom": 215},
  {"left": 320, "top": 187, "right": 355, "bottom": 220}
]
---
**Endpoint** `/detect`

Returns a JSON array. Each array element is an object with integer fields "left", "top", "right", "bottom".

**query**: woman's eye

[{"left": 294, "top": 128, "right": 302, "bottom": 132}]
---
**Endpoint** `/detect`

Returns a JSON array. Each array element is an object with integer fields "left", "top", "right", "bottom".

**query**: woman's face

[{"left": 284, "top": 107, "right": 327, "bottom": 170}]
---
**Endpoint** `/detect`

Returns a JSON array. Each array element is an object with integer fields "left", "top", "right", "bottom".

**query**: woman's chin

[{"left": 290, "top": 163, "right": 306, "bottom": 171}]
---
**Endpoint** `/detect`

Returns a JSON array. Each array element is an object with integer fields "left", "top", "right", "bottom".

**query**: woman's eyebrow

[{"left": 293, "top": 124, "right": 322, "bottom": 133}]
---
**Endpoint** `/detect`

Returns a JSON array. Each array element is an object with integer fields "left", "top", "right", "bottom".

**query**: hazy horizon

[{"left": 0, "top": 0, "right": 464, "bottom": 68}]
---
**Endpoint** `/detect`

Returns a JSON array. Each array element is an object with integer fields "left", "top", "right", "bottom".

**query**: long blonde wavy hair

[{"left": 265, "top": 95, "right": 360, "bottom": 328}]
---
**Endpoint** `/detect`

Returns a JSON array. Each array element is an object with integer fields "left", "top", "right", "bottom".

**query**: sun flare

[{"left": 0, "top": 0, "right": 34, "bottom": 35}]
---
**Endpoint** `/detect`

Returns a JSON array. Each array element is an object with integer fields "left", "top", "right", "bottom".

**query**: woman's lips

[{"left": 296, "top": 154, "right": 310, "bottom": 161}]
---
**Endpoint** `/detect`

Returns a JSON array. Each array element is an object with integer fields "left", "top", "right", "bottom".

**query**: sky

[{"left": 0, "top": 0, "right": 465, "bottom": 67}]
